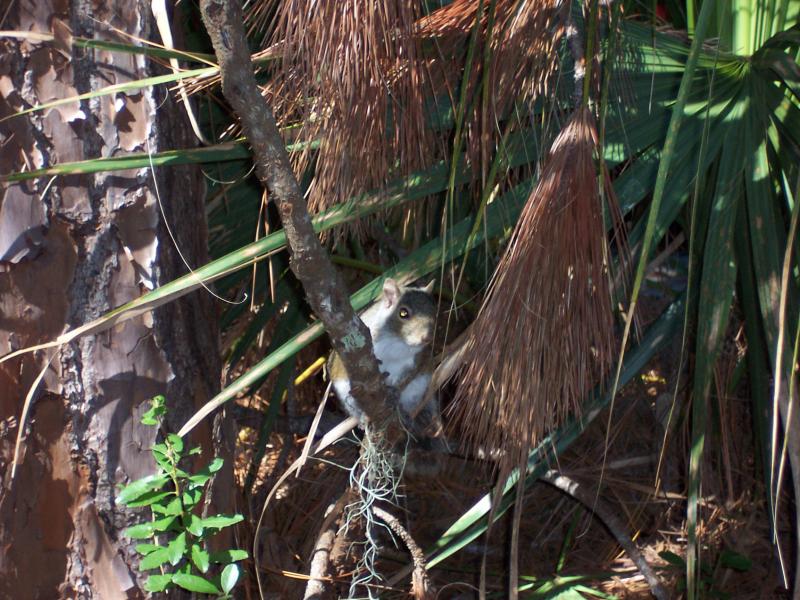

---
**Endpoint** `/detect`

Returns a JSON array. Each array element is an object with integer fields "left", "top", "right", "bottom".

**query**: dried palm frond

[
  {"left": 415, "top": 0, "right": 485, "bottom": 36},
  {"left": 250, "top": 0, "right": 436, "bottom": 227},
  {"left": 488, "top": 0, "right": 567, "bottom": 115},
  {"left": 417, "top": 0, "right": 568, "bottom": 178},
  {"left": 451, "top": 106, "right": 618, "bottom": 470},
  {"left": 193, "top": 1, "right": 568, "bottom": 235}
]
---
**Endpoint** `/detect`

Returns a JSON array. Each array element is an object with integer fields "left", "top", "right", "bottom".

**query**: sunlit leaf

[
  {"left": 166, "top": 532, "right": 187, "bottom": 566},
  {"left": 139, "top": 547, "right": 171, "bottom": 570},
  {"left": 117, "top": 474, "right": 169, "bottom": 505},
  {"left": 197, "top": 514, "right": 243, "bottom": 529},
  {"left": 135, "top": 543, "right": 161, "bottom": 556},
  {"left": 144, "top": 574, "right": 173, "bottom": 593},
  {"left": 191, "top": 544, "right": 211, "bottom": 573},
  {"left": 220, "top": 563, "right": 240, "bottom": 594},
  {"left": 171, "top": 573, "right": 221, "bottom": 594}
]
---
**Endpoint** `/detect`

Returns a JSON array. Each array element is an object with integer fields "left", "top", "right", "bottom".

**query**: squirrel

[{"left": 327, "top": 278, "right": 440, "bottom": 433}]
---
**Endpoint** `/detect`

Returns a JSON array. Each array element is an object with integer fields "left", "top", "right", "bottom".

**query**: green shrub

[{"left": 118, "top": 396, "right": 247, "bottom": 597}]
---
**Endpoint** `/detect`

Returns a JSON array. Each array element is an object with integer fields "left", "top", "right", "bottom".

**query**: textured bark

[
  {"left": 0, "top": 1, "right": 224, "bottom": 598},
  {"left": 198, "top": 0, "right": 398, "bottom": 434}
]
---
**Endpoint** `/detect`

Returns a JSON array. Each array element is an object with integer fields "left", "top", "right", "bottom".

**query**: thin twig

[
  {"left": 372, "top": 506, "right": 434, "bottom": 600},
  {"left": 303, "top": 495, "right": 348, "bottom": 600}
]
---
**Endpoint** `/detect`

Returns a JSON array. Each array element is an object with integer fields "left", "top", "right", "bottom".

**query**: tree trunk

[{"left": 0, "top": 1, "right": 225, "bottom": 598}]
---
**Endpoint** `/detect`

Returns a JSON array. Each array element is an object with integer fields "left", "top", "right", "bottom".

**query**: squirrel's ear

[
  {"left": 383, "top": 278, "right": 401, "bottom": 307},
  {"left": 421, "top": 280, "right": 435, "bottom": 294}
]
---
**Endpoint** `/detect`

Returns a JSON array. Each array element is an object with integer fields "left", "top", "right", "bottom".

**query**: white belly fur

[
  {"left": 399, "top": 372, "right": 431, "bottom": 414},
  {"left": 373, "top": 334, "right": 421, "bottom": 386},
  {"left": 332, "top": 333, "right": 424, "bottom": 418}
]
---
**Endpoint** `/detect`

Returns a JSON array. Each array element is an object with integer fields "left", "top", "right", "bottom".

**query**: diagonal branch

[
  {"left": 540, "top": 470, "right": 670, "bottom": 600},
  {"left": 373, "top": 506, "right": 434, "bottom": 599},
  {"left": 198, "top": 0, "right": 396, "bottom": 431}
]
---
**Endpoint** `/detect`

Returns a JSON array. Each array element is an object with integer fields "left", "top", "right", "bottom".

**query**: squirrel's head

[{"left": 381, "top": 278, "right": 436, "bottom": 347}]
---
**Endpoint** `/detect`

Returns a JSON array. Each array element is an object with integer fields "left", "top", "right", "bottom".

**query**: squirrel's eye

[{"left": 399, "top": 308, "right": 410, "bottom": 319}]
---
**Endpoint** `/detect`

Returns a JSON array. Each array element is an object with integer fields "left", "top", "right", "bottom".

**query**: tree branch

[
  {"left": 540, "top": 470, "right": 670, "bottom": 600},
  {"left": 372, "top": 506, "right": 434, "bottom": 599},
  {"left": 198, "top": 0, "right": 396, "bottom": 431},
  {"left": 303, "top": 495, "right": 347, "bottom": 600}
]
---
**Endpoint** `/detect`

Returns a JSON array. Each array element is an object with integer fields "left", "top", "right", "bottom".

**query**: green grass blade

[
  {"left": 742, "top": 71, "right": 799, "bottom": 589},
  {"left": 2, "top": 137, "right": 323, "bottom": 181},
  {"left": 244, "top": 353, "right": 297, "bottom": 495},
  {"left": 736, "top": 193, "right": 791, "bottom": 585},
  {"left": 0, "top": 65, "right": 218, "bottom": 123},
  {"left": 0, "top": 30, "right": 216, "bottom": 62},
  {"left": 2, "top": 142, "right": 252, "bottom": 181},
  {"left": 746, "top": 114, "right": 798, "bottom": 372},
  {"left": 736, "top": 213, "right": 774, "bottom": 483}
]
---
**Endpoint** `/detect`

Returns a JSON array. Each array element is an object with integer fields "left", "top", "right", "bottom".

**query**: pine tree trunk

[{"left": 0, "top": 1, "right": 226, "bottom": 597}]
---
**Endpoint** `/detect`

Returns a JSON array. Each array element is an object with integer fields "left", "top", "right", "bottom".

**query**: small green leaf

[
  {"left": 125, "top": 490, "right": 172, "bottom": 508},
  {"left": 187, "top": 473, "right": 211, "bottom": 488},
  {"left": 144, "top": 574, "right": 173, "bottom": 592},
  {"left": 220, "top": 563, "right": 240, "bottom": 594},
  {"left": 141, "top": 396, "right": 166, "bottom": 426},
  {"left": 124, "top": 522, "right": 156, "bottom": 539},
  {"left": 140, "top": 547, "right": 171, "bottom": 570},
  {"left": 198, "top": 514, "right": 243, "bottom": 529},
  {"left": 188, "top": 446, "right": 203, "bottom": 456},
  {"left": 151, "top": 496, "right": 182, "bottom": 517},
  {"left": 719, "top": 550, "right": 751, "bottom": 572},
  {"left": 188, "top": 457, "right": 225, "bottom": 489},
  {"left": 135, "top": 543, "right": 161, "bottom": 555},
  {"left": 167, "top": 532, "right": 187, "bottom": 566},
  {"left": 117, "top": 474, "right": 169, "bottom": 505},
  {"left": 187, "top": 514, "right": 204, "bottom": 537},
  {"left": 171, "top": 573, "right": 221, "bottom": 594},
  {"left": 149, "top": 515, "right": 177, "bottom": 533},
  {"left": 152, "top": 448, "right": 173, "bottom": 472},
  {"left": 183, "top": 488, "right": 203, "bottom": 509},
  {"left": 167, "top": 434, "right": 184, "bottom": 454},
  {"left": 210, "top": 549, "right": 249, "bottom": 563},
  {"left": 191, "top": 544, "right": 211, "bottom": 573}
]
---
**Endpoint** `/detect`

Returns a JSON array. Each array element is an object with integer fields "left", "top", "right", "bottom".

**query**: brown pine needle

[
  {"left": 452, "top": 106, "right": 617, "bottom": 471},
  {"left": 418, "top": 0, "right": 567, "bottom": 177},
  {"left": 253, "top": 0, "right": 435, "bottom": 230}
]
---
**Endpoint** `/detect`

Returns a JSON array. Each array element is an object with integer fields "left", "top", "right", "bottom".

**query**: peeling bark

[{"left": 0, "top": 1, "right": 224, "bottom": 597}]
